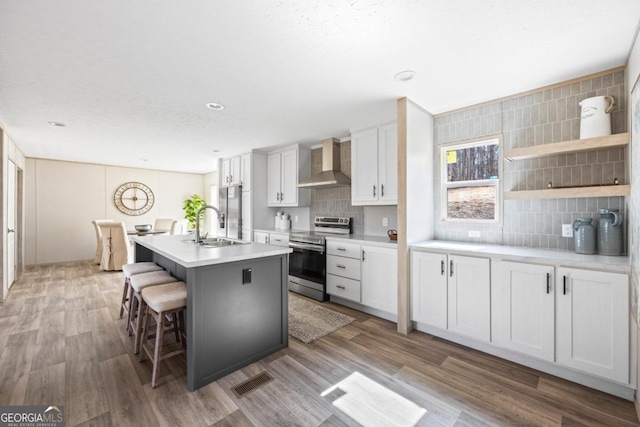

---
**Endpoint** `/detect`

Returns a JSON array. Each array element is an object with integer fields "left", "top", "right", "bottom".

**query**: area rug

[{"left": 288, "top": 293, "right": 355, "bottom": 344}]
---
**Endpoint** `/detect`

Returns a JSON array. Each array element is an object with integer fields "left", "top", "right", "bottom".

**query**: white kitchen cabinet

[
  {"left": 411, "top": 251, "right": 448, "bottom": 329},
  {"left": 556, "top": 267, "right": 629, "bottom": 383},
  {"left": 326, "top": 240, "right": 361, "bottom": 302},
  {"left": 253, "top": 231, "right": 270, "bottom": 245},
  {"left": 411, "top": 251, "right": 490, "bottom": 341},
  {"left": 268, "top": 232, "right": 289, "bottom": 247},
  {"left": 493, "top": 261, "right": 555, "bottom": 362},
  {"left": 240, "top": 153, "right": 252, "bottom": 191},
  {"left": 221, "top": 156, "right": 241, "bottom": 187},
  {"left": 361, "top": 245, "right": 397, "bottom": 315},
  {"left": 351, "top": 122, "right": 398, "bottom": 205},
  {"left": 267, "top": 146, "right": 310, "bottom": 207},
  {"left": 448, "top": 255, "right": 491, "bottom": 341}
]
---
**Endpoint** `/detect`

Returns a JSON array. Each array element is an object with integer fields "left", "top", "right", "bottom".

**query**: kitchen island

[{"left": 132, "top": 234, "right": 292, "bottom": 391}]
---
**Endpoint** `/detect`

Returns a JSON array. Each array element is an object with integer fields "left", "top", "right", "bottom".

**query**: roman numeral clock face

[{"left": 114, "top": 182, "right": 154, "bottom": 216}]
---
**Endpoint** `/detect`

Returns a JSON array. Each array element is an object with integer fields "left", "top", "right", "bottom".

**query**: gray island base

[{"left": 133, "top": 234, "right": 291, "bottom": 391}]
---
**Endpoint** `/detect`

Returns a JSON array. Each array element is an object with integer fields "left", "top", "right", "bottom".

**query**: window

[{"left": 440, "top": 137, "right": 501, "bottom": 223}]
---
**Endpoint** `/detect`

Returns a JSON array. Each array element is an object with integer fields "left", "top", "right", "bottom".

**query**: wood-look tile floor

[{"left": 1, "top": 261, "right": 638, "bottom": 426}]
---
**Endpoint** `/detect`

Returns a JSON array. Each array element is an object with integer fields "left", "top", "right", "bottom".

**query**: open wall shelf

[
  {"left": 503, "top": 133, "right": 630, "bottom": 199},
  {"left": 504, "top": 133, "right": 629, "bottom": 161}
]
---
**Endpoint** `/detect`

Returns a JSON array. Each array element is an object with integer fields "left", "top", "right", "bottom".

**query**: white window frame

[{"left": 439, "top": 135, "right": 503, "bottom": 224}]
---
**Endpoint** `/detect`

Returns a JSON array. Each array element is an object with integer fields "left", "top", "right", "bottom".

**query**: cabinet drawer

[
  {"left": 327, "top": 240, "right": 361, "bottom": 259},
  {"left": 327, "top": 255, "right": 361, "bottom": 280},
  {"left": 269, "top": 232, "right": 289, "bottom": 247},
  {"left": 327, "top": 274, "right": 361, "bottom": 302}
]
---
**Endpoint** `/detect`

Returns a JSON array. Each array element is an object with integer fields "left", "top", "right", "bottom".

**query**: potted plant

[{"left": 182, "top": 194, "right": 207, "bottom": 231}]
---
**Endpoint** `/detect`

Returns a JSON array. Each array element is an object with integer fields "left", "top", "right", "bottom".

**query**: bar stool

[
  {"left": 128, "top": 270, "right": 178, "bottom": 354},
  {"left": 120, "top": 262, "right": 164, "bottom": 322},
  {"left": 139, "top": 281, "right": 187, "bottom": 388}
]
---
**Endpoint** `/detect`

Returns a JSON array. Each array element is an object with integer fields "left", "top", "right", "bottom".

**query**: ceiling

[{"left": 1, "top": 1, "right": 639, "bottom": 174}]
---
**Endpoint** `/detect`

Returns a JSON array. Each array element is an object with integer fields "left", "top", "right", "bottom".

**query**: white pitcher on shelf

[{"left": 579, "top": 95, "right": 615, "bottom": 139}]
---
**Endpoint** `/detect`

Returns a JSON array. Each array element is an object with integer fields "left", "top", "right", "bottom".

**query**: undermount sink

[{"left": 182, "top": 237, "right": 249, "bottom": 248}]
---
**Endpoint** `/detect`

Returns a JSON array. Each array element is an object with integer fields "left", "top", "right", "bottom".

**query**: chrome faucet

[{"left": 194, "top": 205, "right": 225, "bottom": 245}]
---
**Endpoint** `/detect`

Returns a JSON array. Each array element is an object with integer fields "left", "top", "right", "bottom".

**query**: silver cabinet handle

[
  {"left": 280, "top": 192, "right": 283, "bottom": 201},
  {"left": 362, "top": 250, "right": 365, "bottom": 261},
  {"left": 546, "top": 273, "right": 550, "bottom": 294},
  {"left": 440, "top": 260, "right": 444, "bottom": 276},
  {"left": 265, "top": 236, "right": 268, "bottom": 244},
  {"left": 373, "top": 185, "right": 376, "bottom": 197},
  {"left": 381, "top": 184, "right": 385, "bottom": 197},
  {"left": 276, "top": 192, "right": 280, "bottom": 201},
  {"left": 337, "top": 247, "right": 346, "bottom": 251},
  {"left": 337, "top": 285, "right": 346, "bottom": 290},
  {"left": 337, "top": 265, "right": 346, "bottom": 269},
  {"left": 563, "top": 276, "right": 567, "bottom": 295},
  {"left": 273, "top": 239, "right": 281, "bottom": 242},
  {"left": 449, "top": 260, "right": 454, "bottom": 277}
]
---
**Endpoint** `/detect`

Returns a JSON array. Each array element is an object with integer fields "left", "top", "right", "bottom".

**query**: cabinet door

[
  {"left": 411, "top": 251, "right": 447, "bottom": 329},
  {"left": 254, "top": 231, "right": 270, "bottom": 245},
  {"left": 229, "top": 156, "right": 241, "bottom": 186},
  {"left": 221, "top": 158, "right": 231, "bottom": 187},
  {"left": 361, "top": 245, "right": 397, "bottom": 315},
  {"left": 280, "top": 148, "right": 298, "bottom": 205},
  {"left": 556, "top": 268, "right": 629, "bottom": 383},
  {"left": 240, "top": 153, "right": 252, "bottom": 191},
  {"left": 351, "top": 128, "right": 379, "bottom": 205},
  {"left": 377, "top": 122, "right": 398, "bottom": 204},
  {"left": 494, "top": 262, "right": 554, "bottom": 361},
  {"left": 267, "top": 153, "right": 281, "bottom": 206},
  {"left": 447, "top": 255, "right": 491, "bottom": 341},
  {"left": 241, "top": 191, "right": 252, "bottom": 230}
]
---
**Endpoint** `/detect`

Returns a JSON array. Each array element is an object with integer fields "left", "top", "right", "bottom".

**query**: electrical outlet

[
  {"left": 562, "top": 224, "right": 573, "bottom": 237},
  {"left": 382, "top": 217, "right": 389, "bottom": 227},
  {"left": 294, "top": 215, "right": 298, "bottom": 222},
  {"left": 468, "top": 230, "right": 480, "bottom": 238}
]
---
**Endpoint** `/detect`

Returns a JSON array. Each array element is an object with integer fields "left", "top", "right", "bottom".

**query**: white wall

[{"left": 25, "top": 158, "right": 204, "bottom": 265}]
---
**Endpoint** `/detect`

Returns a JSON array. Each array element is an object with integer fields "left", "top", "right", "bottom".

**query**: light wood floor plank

[
  {"left": 24, "top": 361, "right": 65, "bottom": 406},
  {"left": 31, "top": 311, "right": 66, "bottom": 371},
  {"left": 0, "top": 330, "right": 38, "bottom": 405}
]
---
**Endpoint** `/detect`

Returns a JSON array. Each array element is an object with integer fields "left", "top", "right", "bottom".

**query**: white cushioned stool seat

[
  {"left": 140, "top": 281, "right": 187, "bottom": 387},
  {"left": 141, "top": 282, "right": 187, "bottom": 313},
  {"left": 130, "top": 271, "right": 177, "bottom": 292},
  {"left": 127, "top": 271, "right": 177, "bottom": 355},
  {"left": 122, "top": 262, "right": 163, "bottom": 278},
  {"left": 120, "top": 262, "right": 164, "bottom": 321}
]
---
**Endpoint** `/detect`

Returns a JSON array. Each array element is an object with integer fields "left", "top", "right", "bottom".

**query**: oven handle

[{"left": 289, "top": 242, "right": 325, "bottom": 253}]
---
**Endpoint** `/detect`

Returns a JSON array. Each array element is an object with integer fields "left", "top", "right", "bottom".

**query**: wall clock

[{"left": 113, "top": 182, "right": 155, "bottom": 216}]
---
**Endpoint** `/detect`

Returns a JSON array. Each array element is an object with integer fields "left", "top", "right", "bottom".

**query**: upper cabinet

[
  {"left": 221, "top": 156, "right": 241, "bottom": 188},
  {"left": 267, "top": 146, "right": 311, "bottom": 207},
  {"left": 503, "top": 133, "right": 630, "bottom": 200},
  {"left": 351, "top": 122, "right": 398, "bottom": 205}
]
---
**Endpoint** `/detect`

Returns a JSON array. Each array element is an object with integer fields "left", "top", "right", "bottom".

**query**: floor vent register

[{"left": 230, "top": 371, "right": 274, "bottom": 398}]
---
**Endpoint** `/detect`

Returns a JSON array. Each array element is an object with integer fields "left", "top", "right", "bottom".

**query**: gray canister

[
  {"left": 597, "top": 208, "right": 623, "bottom": 256},
  {"left": 573, "top": 218, "right": 596, "bottom": 255}
]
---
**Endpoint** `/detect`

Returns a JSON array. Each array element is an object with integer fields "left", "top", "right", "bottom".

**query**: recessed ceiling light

[
  {"left": 206, "top": 102, "right": 225, "bottom": 110},
  {"left": 139, "top": 158, "right": 148, "bottom": 162},
  {"left": 394, "top": 70, "right": 416, "bottom": 82},
  {"left": 211, "top": 149, "right": 221, "bottom": 153},
  {"left": 48, "top": 121, "right": 66, "bottom": 127}
]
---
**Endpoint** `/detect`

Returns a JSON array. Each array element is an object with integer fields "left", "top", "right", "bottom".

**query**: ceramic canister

[
  {"left": 573, "top": 218, "right": 596, "bottom": 255},
  {"left": 597, "top": 208, "right": 623, "bottom": 256}
]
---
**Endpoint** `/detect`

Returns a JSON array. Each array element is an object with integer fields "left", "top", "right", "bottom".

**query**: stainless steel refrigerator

[{"left": 218, "top": 184, "right": 242, "bottom": 239}]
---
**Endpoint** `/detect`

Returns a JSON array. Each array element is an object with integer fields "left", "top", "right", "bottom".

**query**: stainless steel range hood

[{"left": 297, "top": 138, "right": 351, "bottom": 189}]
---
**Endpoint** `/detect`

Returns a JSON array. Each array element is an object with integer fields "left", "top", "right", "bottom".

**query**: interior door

[{"left": 7, "top": 160, "right": 16, "bottom": 288}]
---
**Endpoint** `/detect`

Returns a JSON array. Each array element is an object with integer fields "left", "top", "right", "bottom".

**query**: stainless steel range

[{"left": 288, "top": 216, "right": 351, "bottom": 301}]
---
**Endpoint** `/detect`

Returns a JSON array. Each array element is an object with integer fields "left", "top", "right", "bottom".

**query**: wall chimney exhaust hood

[{"left": 297, "top": 138, "right": 351, "bottom": 189}]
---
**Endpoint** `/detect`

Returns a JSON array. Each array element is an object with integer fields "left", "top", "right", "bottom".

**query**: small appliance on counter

[
  {"left": 597, "top": 208, "right": 623, "bottom": 256},
  {"left": 275, "top": 211, "right": 291, "bottom": 230},
  {"left": 573, "top": 218, "right": 596, "bottom": 255}
]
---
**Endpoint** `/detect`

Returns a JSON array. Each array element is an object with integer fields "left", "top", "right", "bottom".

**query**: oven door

[{"left": 288, "top": 242, "right": 325, "bottom": 285}]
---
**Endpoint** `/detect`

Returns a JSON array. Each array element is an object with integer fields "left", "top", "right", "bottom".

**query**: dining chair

[
  {"left": 98, "top": 221, "right": 131, "bottom": 271},
  {"left": 154, "top": 218, "right": 178, "bottom": 234},
  {"left": 92, "top": 219, "right": 113, "bottom": 264}
]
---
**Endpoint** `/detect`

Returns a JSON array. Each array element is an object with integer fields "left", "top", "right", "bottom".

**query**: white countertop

[
  {"left": 132, "top": 234, "right": 292, "bottom": 268},
  {"left": 326, "top": 234, "right": 398, "bottom": 247},
  {"left": 411, "top": 240, "right": 630, "bottom": 273}
]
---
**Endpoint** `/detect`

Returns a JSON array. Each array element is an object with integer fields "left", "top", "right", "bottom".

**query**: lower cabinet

[
  {"left": 556, "top": 267, "right": 629, "bottom": 383},
  {"left": 492, "top": 261, "right": 555, "bottom": 362},
  {"left": 253, "top": 231, "right": 269, "bottom": 244},
  {"left": 361, "top": 245, "right": 397, "bottom": 315},
  {"left": 411, "top": 251, "right": 490, "bottom": 341}
]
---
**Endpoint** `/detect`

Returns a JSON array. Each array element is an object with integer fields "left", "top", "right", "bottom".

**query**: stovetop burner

[{"left": 289, "top": 216, "right": 351, "bottom": 245}]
